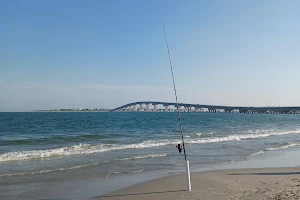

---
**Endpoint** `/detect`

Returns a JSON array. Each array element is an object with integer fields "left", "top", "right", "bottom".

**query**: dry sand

[{"left": 92, "top": 167, "right": 300, "bottom": 200}]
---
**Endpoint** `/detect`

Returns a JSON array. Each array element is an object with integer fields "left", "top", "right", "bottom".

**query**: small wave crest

[
  {"left": 0, "top": 162, "right": 101, "bottom": 177},
  {"left": 248, "top": 142, "right": 300, "bottom": 158},
  {"left": 0, "top": 133, "right": 108, "bottom": 146},
  {"left": 248, "top": 150, "right": 265, "bottom": 157},
  {"left": 188, "top": 129, "right": 300, "bottom": 144},
  {"left": 132, "top": 169, "right": 144, "bottom": 173},
  {"left": 195, "top": 132, "right": 214, "bottom": 137},
  {"left": 117, "top": 153, "right": 167, "bottom": 161},
  {"left": 265, "top": 142, "right": 300, "bottom": 151},
  {"left": 105, "top": 169, "right": 144, "bottom": 178}
]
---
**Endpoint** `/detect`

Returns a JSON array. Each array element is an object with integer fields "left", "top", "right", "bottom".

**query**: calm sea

[{"left": 1, "top": 112, "right": 300, "bottom": 199}]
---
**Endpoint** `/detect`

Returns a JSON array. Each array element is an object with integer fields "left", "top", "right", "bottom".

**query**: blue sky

[{"left": 1, "top": 0, "right": 300, "bottom": 111}]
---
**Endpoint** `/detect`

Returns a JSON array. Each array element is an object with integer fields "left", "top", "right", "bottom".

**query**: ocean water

[{"left": 1, "top": 112, "right": 300, "bottom": 199}]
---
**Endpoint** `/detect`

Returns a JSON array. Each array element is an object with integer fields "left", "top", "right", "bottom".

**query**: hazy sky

[{"left": 1, "top": 0, "right": 300, "bottom": 111}]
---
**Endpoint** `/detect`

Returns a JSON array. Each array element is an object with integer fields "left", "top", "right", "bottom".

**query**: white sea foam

[
  {"left": 246, "top": 129, "right": 275, "bottom": 134},
  {"left": 132, "top": 169, "right": 144, "bottom": 173},
  {"left": 196, "top": 132, "right": 213, "bottom": 136},
  {"left": 187, "top": 129, "right": 300, "bottom": 144},
  {"left": 117, "top": 153, "right": 167, "bottom": 161},
  {"left": 249, "top": 150, "right": 265, "bottom": 157},
  {"left": 1, "top": 129, "right": 300, "bottom": 162},
  {"left": 105, "top": 169, "right": 144, "bottom": 178}
]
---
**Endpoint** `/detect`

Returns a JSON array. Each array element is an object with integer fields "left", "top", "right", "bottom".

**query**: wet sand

[{"left": 93, "top": 167, "right": 300, "bottom": 200}]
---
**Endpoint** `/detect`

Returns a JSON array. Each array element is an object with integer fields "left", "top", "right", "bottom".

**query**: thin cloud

[
  {"left": 0, "top": 82, "right": 192, "bottom": 92},
  {"left": 83, "top": 83, "right": 190, "bottom": 91},
  {"left": 0, "top": 82, "right": 33, "bottom": 89}
]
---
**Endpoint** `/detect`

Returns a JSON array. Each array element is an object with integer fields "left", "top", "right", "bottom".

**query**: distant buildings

[{"left": 37, "top": 108, "right": 110, "bottom": 112}]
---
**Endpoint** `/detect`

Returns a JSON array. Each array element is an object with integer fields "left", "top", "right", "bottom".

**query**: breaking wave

[{"left": 1, "top": 129, "right": 300, "bottom": 162}]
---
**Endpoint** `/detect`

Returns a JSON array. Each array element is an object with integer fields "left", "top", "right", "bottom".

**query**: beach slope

[{"left": 93, "top": 167, "right": 300, "bottom": 200}]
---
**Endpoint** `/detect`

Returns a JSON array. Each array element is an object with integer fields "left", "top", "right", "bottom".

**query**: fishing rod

[
  {"left": 162, "top": 23, "right": 192, "bottom": 191},
  {"left": 162, "top": 23, "right": 187, "bottom": 161}
]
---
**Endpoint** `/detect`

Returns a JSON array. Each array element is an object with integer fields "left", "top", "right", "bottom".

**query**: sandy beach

[{"left": 94, "top": 167, "right": 300, "bottom": 200}]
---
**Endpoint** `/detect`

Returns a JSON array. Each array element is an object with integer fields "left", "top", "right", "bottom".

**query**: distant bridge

[{"left": 110, "top": 101, "right": 300, "bottom": 114}]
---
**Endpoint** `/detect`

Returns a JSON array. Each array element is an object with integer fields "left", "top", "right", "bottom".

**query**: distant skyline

[{"left": 1, "top": 0, "right": 300, "bottom": 111}]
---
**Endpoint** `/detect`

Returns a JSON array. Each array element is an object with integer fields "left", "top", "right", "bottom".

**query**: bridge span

[{"left": 110, "top": 101, "right": 300, "bottom": 114}]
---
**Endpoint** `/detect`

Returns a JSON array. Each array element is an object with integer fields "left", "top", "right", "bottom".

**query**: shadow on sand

[
  {"left": 95, "top": 189, "right": 186, "bottom": 198},
  {"left": 228, "top": 172, "right": 300, "bottom": 176}
]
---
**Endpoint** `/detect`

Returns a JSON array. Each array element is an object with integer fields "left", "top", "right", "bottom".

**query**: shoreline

[
  {"left": 92, "top": 147, "right": 300, "bottom": 200},
  {"left": 93, "top": 167, "right": 300, "bottom": 200}
]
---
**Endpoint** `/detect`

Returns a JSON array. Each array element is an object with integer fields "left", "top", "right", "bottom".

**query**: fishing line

[{"left": 162, "top": 23, "right": 187, "bottom": 161}]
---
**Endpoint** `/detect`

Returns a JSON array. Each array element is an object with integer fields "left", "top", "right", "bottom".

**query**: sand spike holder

[{"left": 186, "top": 160, "right": 192, "bottom": 191}]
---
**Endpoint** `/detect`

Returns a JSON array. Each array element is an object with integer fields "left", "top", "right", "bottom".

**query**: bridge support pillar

[
  {"left": 165, "top": 105, "right": 169, "bottom": 112},
  {"left": 132, "top": 105, "right": 136, "bottom": 112},
  {"left": 146, "top": 104, "right": 150, "bottom": 112},
  {"left": 153, "top": 104, "right": 157, "bottom": 112},
  {"left": 140, "top": 104, "right": 143, "bottom": 112}
]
